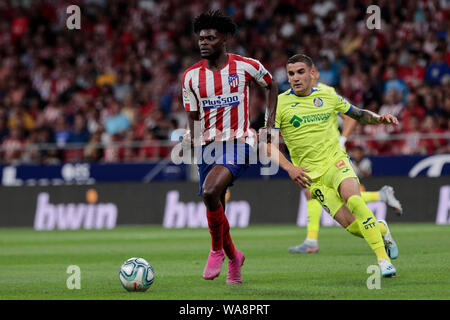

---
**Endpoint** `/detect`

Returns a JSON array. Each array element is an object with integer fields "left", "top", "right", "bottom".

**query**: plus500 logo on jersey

[{"left": 201, "top": 93, "right": 241, "bottom": 109}]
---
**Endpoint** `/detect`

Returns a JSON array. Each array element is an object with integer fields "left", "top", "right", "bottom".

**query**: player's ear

[{"left": 310, "top": 66, "right": 315, "bottom": 78}]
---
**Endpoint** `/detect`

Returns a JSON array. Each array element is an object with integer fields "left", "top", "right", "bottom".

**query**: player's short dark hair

[
  {"left": 193, "top": 10, "right": 237, "bottom": 36},
  {"left": 286, "top": 54, "right": 314, "bottom": 68}
]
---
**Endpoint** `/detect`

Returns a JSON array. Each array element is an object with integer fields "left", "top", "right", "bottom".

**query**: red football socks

[
  {"left": 206, "top": 204, "right": 236, "bottom": 259},
  {"left": 222, "top": 213, "right": 236, "bottom": 260},
  {"left": 206, "top": 205, "right": 225, "bottom": 251}
]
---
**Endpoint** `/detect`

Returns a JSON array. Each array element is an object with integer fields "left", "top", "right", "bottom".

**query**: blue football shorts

[{"left": 196, "top": 140, "right": 255, "bottom": 196}]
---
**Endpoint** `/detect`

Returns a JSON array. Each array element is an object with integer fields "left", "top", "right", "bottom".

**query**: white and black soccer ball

[{"left": 119, "top": 257, "right": 155, "bottom": 292}]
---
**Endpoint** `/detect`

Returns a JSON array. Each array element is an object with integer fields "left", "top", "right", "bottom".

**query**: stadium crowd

[{"left": 0, "top": 0, "right": 448, "bottom": 164}]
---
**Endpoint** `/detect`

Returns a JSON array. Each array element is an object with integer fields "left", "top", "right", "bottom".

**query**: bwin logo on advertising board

[
  {"left": 34, "top": 189, "right": 117, "bottom": 230},
  {"left": 163, "top": 190, "right": 250, "bottom": 228}
]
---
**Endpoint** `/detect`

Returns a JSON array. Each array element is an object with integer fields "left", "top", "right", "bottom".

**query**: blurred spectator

[
  {"left": 400, "top": 115, "right": 428, "bottom": 155},
  {"left": 397, "top": 52, "right": 425, "bottom": 89},
  {"left": 379, "top": 89, "right": 404, "bottom": 120},
  {"left": 103, "top": 133, "right": 121, "bottom": 163},
  {"left": 311, "top": 0, "right": 336, "bottom": 18},
  {"left": 36, "top": 126, "right": 58, "bottom": 164},
  {"left": 362, "top": 65, "right": 384, "bottom": 107},
  {"left": 0, "top": 0, "right": 448, "bottom": 163},
  {"left": 170, "top": 99, "right": 188, "bottom": 131},
  {"left": 121, "top": 130, "right": 138, "bottom": 162},
  {"left": 444, "top": 96, "right": 450, "bottom": 128},
  {"left": 2, "top": 126, "right": 24, "bottom": 164},
  {"left": 384, "top": 66, "right": 410, "bottom": 103},
  {"left": 137, "top": 129, "right": 160, "bottom": 161},
  {"left": 400, "top": 93, "right": 426, "bottom": 131},
  {"left": 21, "top": 129, "right": 40, "bottom": 163},
  {"left": 423, "top": 94, "right": 442, "bottom": 118},
  {"left": 8, "top": 105, "right": 36, "bottom": 133},
  {"left": 147, "top": 108, "right": 171, "bottom": 140},
  {"left": 0, "top": 114, "right": 9, "bottom": 141},
  {"left": 64, "top": 112, "right": 90, "bottom": 162},
  {"left": 84, "top": 130, "right": 103, "bottom": 162},
  {"left": 113, "top": 72, "right": 133, "bottom": 103},
  {"left": 317, "top": 56, "right": 338, "bottom": 86},
  {"left": 340, "top": 26, "right": 363, "bottom": 57},
  {"left": 103, "top": 101, "right": 131, "bottom": 135},
  {"left": 421, "top": 115, "right": 447, "bottom": 154},
  {"left": 53, "top": 117, "right": 71, "bottom": 147},
  {"left": 425, "top": 50, "right": 450, "bottom": 86},
  {"left": 68, "top": 113, "right": 90, "bottom": 144},
  {"left": 349, "top": 146, "right": 372, "bottom": 178}
]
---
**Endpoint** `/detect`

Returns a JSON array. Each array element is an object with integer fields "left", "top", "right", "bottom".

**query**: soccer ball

[{"left": 119, "top": 257, "right": 155, "bottom": 292}]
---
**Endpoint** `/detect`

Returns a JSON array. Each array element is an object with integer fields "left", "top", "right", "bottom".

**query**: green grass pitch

[{"left": 1, "top": 223, "right": 449, "bottom": 300}]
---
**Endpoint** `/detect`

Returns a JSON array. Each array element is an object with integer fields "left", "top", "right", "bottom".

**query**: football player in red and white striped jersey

[{"left": 181, "top": 11, "right": 278, "bottom": 284}]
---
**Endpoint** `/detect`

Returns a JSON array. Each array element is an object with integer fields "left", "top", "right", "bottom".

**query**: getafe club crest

[
  {"left": 313, "top": 97, "right": 323, "bottom": 107},
  {"left": 228, "top": 74, "right": 239, "bottom": 89}
]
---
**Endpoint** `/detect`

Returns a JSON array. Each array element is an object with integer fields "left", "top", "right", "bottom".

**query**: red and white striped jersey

[{"left": 182, "top": 53, "right": 272, "bottom": 147}]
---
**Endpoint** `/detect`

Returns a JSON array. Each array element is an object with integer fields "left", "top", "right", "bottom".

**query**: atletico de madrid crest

[{"left": 228, "top": 74, "right": 239, "bottom": 89}]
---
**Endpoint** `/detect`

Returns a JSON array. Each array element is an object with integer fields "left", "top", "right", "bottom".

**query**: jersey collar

[{"left": 288, "top": 87, "right": 318, "bottom": 97}]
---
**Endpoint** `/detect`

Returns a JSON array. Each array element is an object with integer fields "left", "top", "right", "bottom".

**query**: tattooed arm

[{"left": 346, "top": 106, "right": 399, "bottom": 125}]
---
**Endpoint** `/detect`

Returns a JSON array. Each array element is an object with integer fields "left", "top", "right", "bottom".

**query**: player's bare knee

[
  {"left": 201, "top": 188, "right": 213, "bottom": 203},
  {"left": 202, "top": 186, "right": 221, "bottom": 206},
  {"left": 338, "top": 178, "right": 360, "bottom": 201}
]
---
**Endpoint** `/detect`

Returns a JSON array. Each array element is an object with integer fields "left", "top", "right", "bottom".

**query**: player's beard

[
  {"left": 292, "top": 76, "right": 314, "bottom": 95},
  {"left": 301, "top": 76, "right": 314, "bottom": 93},
  {"left": 202, "top": 50, "right": 221, "bottom": 61},
  {"left": 306, "top": 76, "right": 314, "bottom": 91}
]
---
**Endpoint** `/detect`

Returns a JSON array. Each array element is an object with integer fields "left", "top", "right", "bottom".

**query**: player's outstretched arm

[
  {"left": 258, "top": 81, "right": 279, "bottom": 143},
  {"left": 263, "top": 81, "right": 279, "bottom": 129},
  {"left": 180, "top": 111, "right": 200, "bottom": 157},
  {"left": 184, "top": 111, "right": 200, "bottom": 145},
  {"left": 346, "top": 106, "right": 399, "bottom": 125},
  {"left": 266, "top": 142, "right": 312, "bottom": 188}
]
